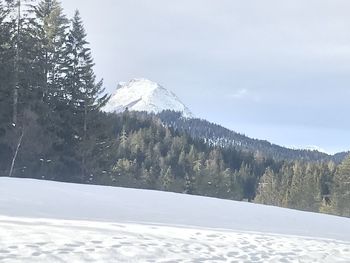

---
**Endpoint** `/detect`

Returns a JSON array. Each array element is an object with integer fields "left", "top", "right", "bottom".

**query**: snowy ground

[{"left": 0, "top": 178, "right": 350, "bottom": 262}]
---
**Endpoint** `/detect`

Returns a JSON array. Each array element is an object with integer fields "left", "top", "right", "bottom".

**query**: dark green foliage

[
  {"left": 331, "top": 156, "right": 350, "bottom": 217},
  {"left": 78, "top": 111, "right": 268, "bottom": 200},
  {"left": 255, "top": 161, "right": 335, "bottom": 213},
  {"left": 34, "top": 0, "right": 68, "bottom": 102},
  {"left": 0, "top": 1, "right": 110, "bottom": 182},
  {"left": 0, "top": 0, "right": 348, "bottom": 219},
  {"left": 0, "top": 1, "right": 13, "bottom": 128},
  {"left": 158, "top": 110, "right": 347, "bottom": 163},
  {"left": 60, "top": 10, "right": 109, "bottom": 180}
]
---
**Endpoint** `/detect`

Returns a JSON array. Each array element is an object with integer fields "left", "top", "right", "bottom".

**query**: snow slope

[
  {"left": 103, "top": 78, "right": 193, "bottom": 118},
  {"left": 0, "top": 177, "right": 350, "bottom": 262}
]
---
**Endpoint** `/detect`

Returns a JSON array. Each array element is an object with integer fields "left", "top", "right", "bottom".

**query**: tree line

[
  {"left": 255, "top": 158, "right": 350, "bottom": 217},
  {"left": 0, "top": 0, "right": 348, "bottom": 218},
  {"left": 0, "top": 0, "right": 108, "bottom": 181},
  {"left": 158, "top": 110, "right": 348, "bottom": 163}
]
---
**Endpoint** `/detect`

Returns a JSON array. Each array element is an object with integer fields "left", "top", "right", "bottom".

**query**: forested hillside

[
  {"left": 158, "top": 110, "right": 348, "bottom": 163},
  {"left": 0, "top": 0, "right": 349, "bottom": 218}
]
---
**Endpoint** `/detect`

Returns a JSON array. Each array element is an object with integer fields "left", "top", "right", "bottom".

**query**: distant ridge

[{"left": 157, "top": 110, "right": 348, "bottom": 163}]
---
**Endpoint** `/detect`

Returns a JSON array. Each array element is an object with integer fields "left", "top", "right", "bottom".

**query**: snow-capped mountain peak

[{"left": 104, "top": 78, "right": 193, "bottom": 118}]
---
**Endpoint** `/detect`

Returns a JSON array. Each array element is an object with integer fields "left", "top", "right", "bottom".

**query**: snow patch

[
  {"left": 104, "top": 78, "right": 193, "bottom": 118},
  {"left": 1, "top": 216, "right": 350, "bottom": 262},
  {"left": 0, "top": 178, "right": 350, "bottom": 262},
  {"left": 0, "top": 177, "right": 349, "bottom": 241}
]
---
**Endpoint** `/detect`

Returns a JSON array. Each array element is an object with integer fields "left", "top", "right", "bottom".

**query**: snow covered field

[{"left": 0, "top": 178, "right": 350, "bottom": 262}]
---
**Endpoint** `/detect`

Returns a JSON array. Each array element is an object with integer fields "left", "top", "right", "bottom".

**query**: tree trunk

[
  {"left": 8, "top": 129, "right": 24, "bottom": 177},
  {"left": 82, "top": 103, "right": 88, "bottom": 181},
  {"left": 13, "top": 0, "right": 21, "bottom": 126}
]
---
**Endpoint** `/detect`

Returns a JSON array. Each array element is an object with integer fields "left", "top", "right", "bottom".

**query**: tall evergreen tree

[
  {"left": 255, "top": 167, "right": 280, "bottom": 206},
  {"left": 62, "top": 10, "right": 109, "bottom": 180},
  {"left": 332, "top": 156, "right": 350, "bottom": 216},
  {"left": 160, "top": 166, "right": 173, "bottom": 191},
  {"left": 34, "top": 0, "right": 68, "bottom": 103},
  {"left": 0, "top": 0, "right": 14, "bottom": 127},
  {"left": 1, "top": 0, "right": 46, "bottom": 178},
  {"left": 0, "top": 0, "right": 16, "bottom": 176}
]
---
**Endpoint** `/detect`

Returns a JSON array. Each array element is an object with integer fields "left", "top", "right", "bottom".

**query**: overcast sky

[{"left": 60, "top": 0, "right": 350, "bottom": 154}]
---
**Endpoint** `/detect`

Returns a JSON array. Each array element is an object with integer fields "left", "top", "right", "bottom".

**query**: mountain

[
  {"left": 103, "top": 78, "right": 348, "bottom": 163},
  {"left": 1, "top": 177, "right": 350, "bottom": 262},
  {"left": 157, "top": 110, "right": 349, "bottom": 163},
  {"left": 104, "top": 78, "right": 193, "bottom": 118}
]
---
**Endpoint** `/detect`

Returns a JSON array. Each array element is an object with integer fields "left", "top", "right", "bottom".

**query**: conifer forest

[{"left": 0, "top": 0, "right": 349, "bottom": 218}]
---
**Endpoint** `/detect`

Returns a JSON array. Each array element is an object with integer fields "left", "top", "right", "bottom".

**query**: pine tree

[
  {"left": 332, "top": 156, "right": 350, "bottom": 216},
  {"left": 119, "top": 126, "right": 128, "bottom": 149},
  {"left": 1, "top": 0, "right": 47, "bottom": 178},
  {"left": 12, "top": 0, "right": 20, "bottom": 126},
  {"left": 62, "top": 10, "right": 109, "bottom": 180},
  {"left": 34, "top": 0, "right": 68, "bottom": 103},
  {"left": 0, "top": 1, "right": 14, "bottom": 175},
  {"left": 160, "top": 166, "right": 173, "bottom": 191},
  {"left": 0, "top": 0, "right": 14, "bottom": 129},
  {"left": 184, "top": 172, "right": 195, "bottom": 194},
  {"left": 142, "top": 165, "right": 158, "bottom": 189},
  {"left": 286, "top": 162, "right": 305, "bottom": 209},
  {"left": 279, "top": 163, "right": 293, "bottom": 207},
  {"left": 9, "top": 0, "right": 37, "bottom": 126},
  {"left": 216, "top": 168, "right": 232, "bottom": 199},
  {"left": 229, "top": 170, "right": 244, "bottom": 200},
  {"left": 255, "top": 167, "right": 280, "bottom": 206},
  {"left": 237, "top": 162, "right": 255, "bottom": 201},
  {"left": 303, "top": 164, "right": 322, "bottom": 212}
]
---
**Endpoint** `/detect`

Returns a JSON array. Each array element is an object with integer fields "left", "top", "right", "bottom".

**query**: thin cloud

[
  {"left": 230, "top": 89, "right": 248, "bottom": 99},
  {"left": 229, "top": 89, "right": 261, "bottom": 102}
]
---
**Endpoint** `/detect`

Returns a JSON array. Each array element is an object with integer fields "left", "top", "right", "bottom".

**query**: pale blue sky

[{"left": 60, "top": 0, "right": 350, "bottom": 154}]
